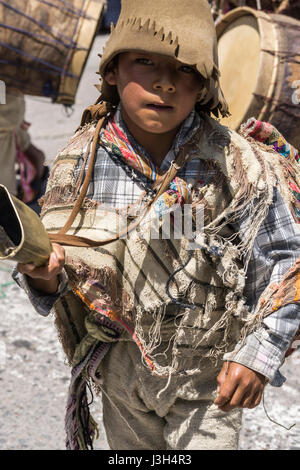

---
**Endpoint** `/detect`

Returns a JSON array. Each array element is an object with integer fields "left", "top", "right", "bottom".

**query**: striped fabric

[
  {"left": 102, "top": 118, "right": 160, "bottom": 181},
  {"left": 241, "top": 118, "right": 300, "bottom": 222},
  {"left": 242, "top": 118, "right": 299, "bottom": 162}
]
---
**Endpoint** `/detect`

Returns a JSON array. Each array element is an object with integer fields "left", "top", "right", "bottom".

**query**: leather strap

[
  {"left": 48, "top": 118, "right": 189, "bottom": 248},
  {"left": 56, "top": 116, "right": 105, "bottom": 236}
]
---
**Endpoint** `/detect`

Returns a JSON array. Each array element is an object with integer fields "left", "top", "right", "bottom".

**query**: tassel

[
  {"left": 65, "top": 346, "right": 98, "bottom": 450},
  {"left": 65, "top": 375, "right": 98, "bottom": 450}
]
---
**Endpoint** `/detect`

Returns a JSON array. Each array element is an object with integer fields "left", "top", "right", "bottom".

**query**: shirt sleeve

[
  {"left": 243, "top": 188, "right": 300, "bottom": 308},
  {"left": 224, "top": 304, "right": 300, "bottom": 386},
  {"left": 12, "top": 267, "right": 69, "bottom": 317},
  {"left": 223, "top": 187, "right": 300, "bottom": 386}
]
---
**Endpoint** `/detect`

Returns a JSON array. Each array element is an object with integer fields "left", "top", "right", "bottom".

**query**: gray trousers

[{"left": 98, "top": 340, "right": 242, "bottom": 450}]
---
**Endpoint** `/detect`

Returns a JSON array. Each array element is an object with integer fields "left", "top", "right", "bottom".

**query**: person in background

[
  {"left": 0, "top": 89, "right": 48, "bottom": 214},
  {"left": 100, "top": 0, "right": 121, "bottom": 32}
]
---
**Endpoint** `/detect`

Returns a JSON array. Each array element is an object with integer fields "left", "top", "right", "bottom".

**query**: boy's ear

[{"left": 104, "top": 61, "right": 118, "bottom": 86}]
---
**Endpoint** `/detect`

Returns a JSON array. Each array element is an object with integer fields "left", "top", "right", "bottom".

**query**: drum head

[{"left": 218, "top": 14, "right": 261, "bottom": 129}]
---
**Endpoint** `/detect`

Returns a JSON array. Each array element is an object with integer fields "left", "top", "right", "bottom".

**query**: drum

[
  {"left": 0, "top": 0, "right": 104, "bottom": 105},
  {"left": 214, "top": 0, "right": 300, "bottom": 19},
  {"left": 216, "top": 7, "right": 300, "bottom": 151}
]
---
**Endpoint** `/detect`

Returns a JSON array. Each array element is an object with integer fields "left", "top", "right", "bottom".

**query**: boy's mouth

[{"left": 146, "top": 103, "right": 173, "bottom": 111}]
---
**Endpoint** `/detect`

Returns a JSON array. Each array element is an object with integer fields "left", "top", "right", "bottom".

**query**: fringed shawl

[{"left": 40, "top": 111, "right": 300, "bottom": 449}]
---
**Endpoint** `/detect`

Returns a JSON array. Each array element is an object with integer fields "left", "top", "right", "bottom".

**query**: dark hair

[{"left": 105, "top": 54, "right": 119, "bottom": 74}]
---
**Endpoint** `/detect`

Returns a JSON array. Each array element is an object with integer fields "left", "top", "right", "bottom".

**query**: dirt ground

[{"left": 0, "top": 34, "right": 299, "bottom": 451}]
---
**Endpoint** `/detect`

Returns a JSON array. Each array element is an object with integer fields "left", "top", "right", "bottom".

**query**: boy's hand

[
  {"left": 17, "top": 243, "right": 65, "bottom": 294},
  {"left": 214, "top": 362, "right": 267, "bottom": 412}
]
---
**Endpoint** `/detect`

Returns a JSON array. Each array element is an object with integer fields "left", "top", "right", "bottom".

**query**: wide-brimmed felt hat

[{"left": 97, "top": 0, "right": 228, "bottom": 117}]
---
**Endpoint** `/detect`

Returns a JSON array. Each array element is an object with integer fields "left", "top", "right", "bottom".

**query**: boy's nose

[{"left": 153, "top": 74, "right": 176, "bottom": 93}]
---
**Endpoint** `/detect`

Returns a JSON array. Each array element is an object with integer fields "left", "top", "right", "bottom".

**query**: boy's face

[{"left": 105, "top": 52, "right": 203, "bottom": 140}]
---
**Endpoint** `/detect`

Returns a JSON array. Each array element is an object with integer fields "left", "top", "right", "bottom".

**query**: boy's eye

[
  {"left": 135, "top": 58, "right": 153, "bottom": 65},
  {"left": 179, "top": 65, "right": 195, "bottom": 74}
]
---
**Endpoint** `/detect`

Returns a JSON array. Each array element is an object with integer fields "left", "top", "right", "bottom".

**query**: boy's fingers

[
  {"left": 215, "top": 362, "right": 240, "bottom": 407},
  {"left": 216, "top": 384, "right": 254, "bottom": 411},
  {"left": 216, "top": 362, "right": 229, "bottom": 389},
  {"left": 37, "top": 250, "right": 64, "bottom": 278},
  {"left": 227, "top": 385, "right": 250, "bottom": 410},
  {"left": 215, "top": 363, "right": 267, "bottom": 411},
  {"left": 17, "top": 244, "right": 65, "bottom": 280},
  {"left": 51, "top": 244, "right": 65, "bottom": 266},
  {"left": 49, "top": 250, "right": 62, "bottom": 268},
  {"left": 245, "top": 389, "right": 263, "bottom": 409},
  {"left": 52, "top": 243, "right": 65, "bottom": 258},
  {"left": 17, "top": 262, "right": 36, "bottom": 275},
  {"left": 254, "top": 390, "right": 263, "bottom": 407},
  {"left": 214, "top": 379, "right": 238, "bottom": 407}
]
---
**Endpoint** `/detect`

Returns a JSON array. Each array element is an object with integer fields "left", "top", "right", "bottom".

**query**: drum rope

[
  {"left": 35, "top": 0, "right": 92, "bottom": 19},
  {"left": 0, "top": 40, "right": 79, "bottom": 78},
  {"left": 58, "top": 0, "right": 85, "bottom": 93},
  {"left": 0, "top": 58, "right": 77, "bottom": 79},
  {"left": 261, "top": 48, "right": 300, "bottom": 65},
  {"left": 57, "top": 0, "right": 94, "bottom": 17},
  {"left": 0, "top": 71, "right": 51, "bottom": 95},
  {"left": 253, "top": 93, "right": 300, "bottom": 118},
  {"left": 0, "top": 23, "right": 89, "bottom": 52},
  {"left": 0, "top": 0, "right": 79, "bottom": 47},
  {"left": 261, "top": 15, "right": 300, "bottom": 32}
]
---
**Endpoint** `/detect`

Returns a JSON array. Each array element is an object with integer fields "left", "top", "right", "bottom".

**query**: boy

[{"left": 15, "top": 0, "right": 300, "bottom": 450}]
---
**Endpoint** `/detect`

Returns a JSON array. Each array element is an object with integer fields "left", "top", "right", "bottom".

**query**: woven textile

[{"left": 241, "top": 118, "right": 300, "bottom": 222}]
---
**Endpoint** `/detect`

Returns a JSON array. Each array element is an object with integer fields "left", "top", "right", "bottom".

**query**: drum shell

[
  {"left": 227, "top": 0, "right": 300, "bottom": 19},
  {"left": 0, "top": 0, "right": 104, "bottom": 105},
  {"left": 216, "top": 7, "right": 300, "bottom": 151}
]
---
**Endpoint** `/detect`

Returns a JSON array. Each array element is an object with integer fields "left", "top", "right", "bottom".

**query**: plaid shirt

[{"left": 13, "top": 107, "right": 300, "bottom": 387}]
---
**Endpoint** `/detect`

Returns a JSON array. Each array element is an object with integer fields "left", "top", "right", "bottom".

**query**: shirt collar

[{"left": 112, "top": 104, "right": 201, "bottom": 171}]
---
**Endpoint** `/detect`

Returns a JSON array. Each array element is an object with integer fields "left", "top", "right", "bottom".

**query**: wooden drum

[
  {"left": 0, "top": 0, "right": 104, "bottom": 105},
  {"left": 216, "top": 7, "right": 300, "bottom": 150}
]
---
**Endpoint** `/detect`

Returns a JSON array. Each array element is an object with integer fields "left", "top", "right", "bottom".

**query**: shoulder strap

[
  {"left": 48, "top": 116, "right": 191, "bottom": 248},
  {"left": 77, "top": 100, "right": 112, "bottom": 130}
]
